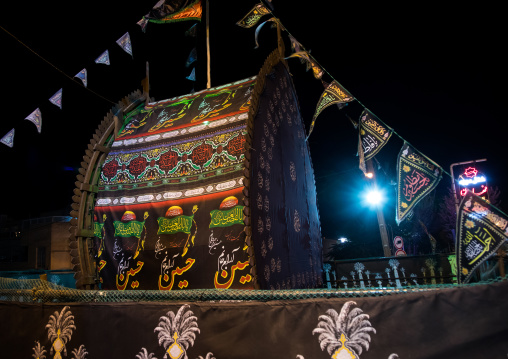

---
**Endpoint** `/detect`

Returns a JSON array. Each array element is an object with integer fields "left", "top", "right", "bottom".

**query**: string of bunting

[
  {"left": 236, "top": 1, "right": 508, "bottom": 283},
  {"left": 1, "top": 0, "right": 202, "bottom": 148}
]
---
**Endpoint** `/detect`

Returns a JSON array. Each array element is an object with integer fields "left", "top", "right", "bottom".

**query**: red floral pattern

[
  {"left": 128, "top": 156, "right": 148, "bottom": 177},
  {"left": 158, "top": 150, "right": 179, "bottom": 173},
  {"left": 102, "top": 159, "right": 119, "bottom": 180}
]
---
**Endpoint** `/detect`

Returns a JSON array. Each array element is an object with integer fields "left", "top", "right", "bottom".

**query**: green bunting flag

[
  {"left": 396, "top": 143, "right": 442, "bottom": 224},
  {"left": 236, "top": 3, "right": 270, "bottom": 28},
  {"left": 308, "top": 80, "right": 353, "bottom": 137},
  {"left": 358, "top": 109, "right": 392, "bottom": 174},
  {"left": 456, "top": 191, "right": 508, "bottom": 283}
]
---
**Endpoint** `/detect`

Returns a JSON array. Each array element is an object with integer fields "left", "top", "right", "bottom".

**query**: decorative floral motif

[
  {"left": 32, "top": 341, "right": 47, "bottom": 359},
  {"left": 289, "top": 161, "right": 296, "bottom": 181},
  {"left": 257, "top": 193, "right": 263, "bottom": 210},
  {"left": 257, "top": 218, "right": 264, "bottom": 234},
  {"left": 153, "top": 305, "right": 200, "bottom": 359},
  {"left": 312, "top": 302, "right": 376, "bottom": 358},
  {"left": 294, "top": 210, "right": 301, "bottom": 232},
  {"left": 46, "top": 306, "right": 76, "bottom": 359}
]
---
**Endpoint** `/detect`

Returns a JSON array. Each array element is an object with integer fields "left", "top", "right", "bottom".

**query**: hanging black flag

[
  {"left": 396, "top": 143, "right": 442, "bottom": 224},
  {"left": 358, "top": 109, "right": 392, "bottom": 174},
  {"left": 456, "top": 191, "right": 508, "bottom": 283},
  {"left": 307, "top": 80, "right": 353, "bottom": 137},
  {"left": 236, "top": 3, "right": 270, "bottom": 28}
]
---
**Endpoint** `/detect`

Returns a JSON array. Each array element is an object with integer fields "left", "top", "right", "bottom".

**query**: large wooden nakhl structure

[{"left": 69, "top": 28, "right": 323, "bottom": 291}]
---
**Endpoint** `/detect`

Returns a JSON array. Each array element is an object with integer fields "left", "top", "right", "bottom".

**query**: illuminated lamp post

[
  {"left": 366, "top": 159, "right": 391, "bottom": 257},
  {"left": 449, "top": 159, "right": 505, "bottom": 277}
]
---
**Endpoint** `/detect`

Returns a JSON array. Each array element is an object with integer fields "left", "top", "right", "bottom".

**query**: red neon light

[
  {"left": 463, "top": 167, "right": 478, "bottom": 178},
  {"left": 460, "top": 186, "right": 488, "bottom": 197}
]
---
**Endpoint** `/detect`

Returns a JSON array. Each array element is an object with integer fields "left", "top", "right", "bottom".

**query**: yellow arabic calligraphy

[
  {"left": 210, "top": 207, "right": 243, "bottom": 227},
  {"left": 159, "top": 217, "right": 192, "bottom": 234},
  {"left": 364, "top": 118, "right": 386, "bottom": 136},
  {"left": 407, "top": 153, "right": 435, "bottom": 171},
  {"left": 468, "top": 227, "right": 494, "bottom": 265},
  {"left": 115, "top": 222, "right": 143, "bottom": 237}
]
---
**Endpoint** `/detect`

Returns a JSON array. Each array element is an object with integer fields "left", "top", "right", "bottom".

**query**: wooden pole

[
  {"left": 206, "top": 0, "right": 211, "bottom": 88},
  {"left": 367, "top": 159, "right": 391, "bottom": 257}
]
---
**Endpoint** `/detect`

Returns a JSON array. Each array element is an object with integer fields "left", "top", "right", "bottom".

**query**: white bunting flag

[
  {"left": 49, "top": 88, "right": 63, "bottom": 109},
  {"left": 25, "top": 108, "right": 42, "bottom": 133},
  {"left": 0, "top": 129, "right": 15, "bottom": 148},
  {"left": 116, "top": 32, "right": 133, "bottom": 57},
  {"left": 74, "top": 68, "right": 87, "bottom": 87},
  {"left": 95, "top": 50, "right": 110, "bottom": 65}
]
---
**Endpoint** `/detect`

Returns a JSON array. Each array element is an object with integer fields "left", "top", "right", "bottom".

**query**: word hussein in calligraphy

[{"left": 403, "top": 170, "right": 430, "bottom": 202}]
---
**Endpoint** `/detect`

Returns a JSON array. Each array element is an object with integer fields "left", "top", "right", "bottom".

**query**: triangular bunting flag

[
  {"left": 236, "top": 3, "right": 270, "bottom": 28},
  {"left": 396, "top": 143, "right": 442, "bottom": 224},
  {"left": 358, "top": 109, "right": 392, "bottom": 174},
  {"left": 144, "top": 0, "right": 202, "bottom": 24},
  {"left": 186, "top": 67, "right": 196, "bottom": 81},
  {"left": 74, "top": 68, "right": 87, "bottom": 87},
  {"left": 116, "top": 32, "right": 133, "bottom": 57},
  {"left": 254, "top": 17, "right": 277, "bottom": 49},
  {"left": 0, "top": 129, "right": 14, "bottom": 148},
  {"left": 24, "top": 108, "right": 42, "bottom": 133},
  {"left": 95, "top": 50, "right": 110, "bottom": 65},
  {"left": 185, "top": 23, "right": 199, "bottom": 37},
  {"left": 49, "top": 88, "right": 63, "bottom": 109},
  {"left": 456, "top": 191, "right": 508, "bottom": 283},
  {"left": 185, "top": 47, "right": 197, "bottom": 67},
  {"left": 137, "top": 17, "right": 149, "bottom": 32},
  {"left": 308, "top": 80, "right": 353, "bottom": 137},
  {"left": 286, "top": 51, "right": 323, "bottom": 80},
  {"left": 288, "top": 35, "right": 307, "bottom": 65}
]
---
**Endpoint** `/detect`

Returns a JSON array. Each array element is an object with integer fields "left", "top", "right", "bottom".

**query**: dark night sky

[{"left": 1, "top": 1, "right": 505, "bottom": 255}]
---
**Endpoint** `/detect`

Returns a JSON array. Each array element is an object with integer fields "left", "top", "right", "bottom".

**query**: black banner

[
  {"left": 2, "top": 280, "right": 508, "bottom": 358},
  {"left": 456, "top": 191, "right": 508, "bottom": 283},
  {"left": 358, "top": 109, "right": 392, "bottom": 174},
  {"left": 236, "top": 3, "right": 270, "bottom": 28},
  {"left": 396, "top": 143, "right": 442, "bottom": 224},
  {"left": 308, "top": 80, "right": 353, "bottom": 137}
]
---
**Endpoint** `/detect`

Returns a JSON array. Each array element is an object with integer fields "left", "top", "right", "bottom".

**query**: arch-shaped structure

[
  {"left": 70, "top": 34, "right": 322, "bottom": 291},
  {"left": 68, "top": 90, "right": 147, "bottom": 289}
]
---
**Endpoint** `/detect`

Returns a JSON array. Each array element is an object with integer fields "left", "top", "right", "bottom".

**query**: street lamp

[
  {"left": 366, "top": 160, "right": 391, "bottom": 257},
  {"left": 365, "top": 187, "right": 385, "bottom": 206}
]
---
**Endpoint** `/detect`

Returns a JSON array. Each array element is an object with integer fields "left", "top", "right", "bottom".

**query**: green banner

[
  {"left": 113, "top": 221, "right": 145, "bottom": 238},
  {"left": 94, "top": 222, "right": 104, "bottom": 239},
  {"left": 157, "top": 215, "right": 194, "bottom": 235},
  {"left": 209, "top": 206, "right": 244, "bottom": 228}
]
